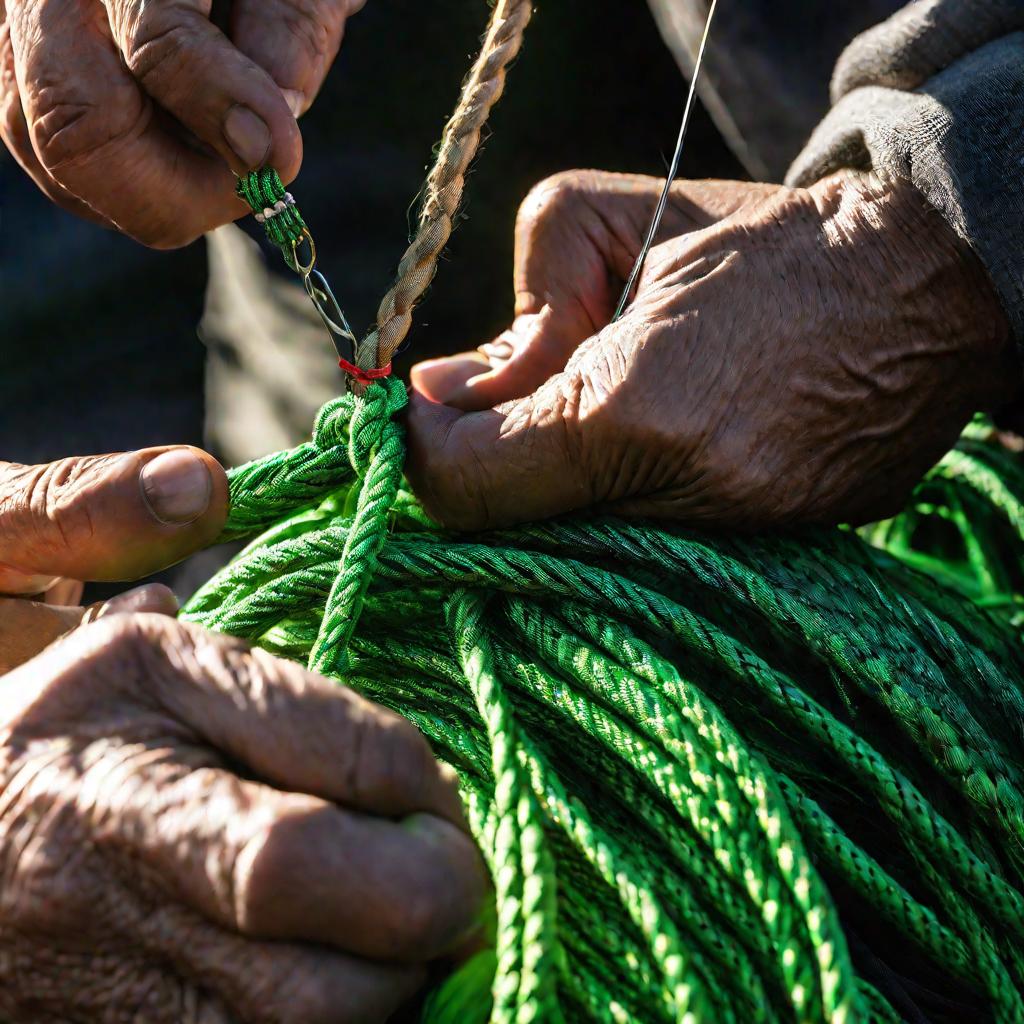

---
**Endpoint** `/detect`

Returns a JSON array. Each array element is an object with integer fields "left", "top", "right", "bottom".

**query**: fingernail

[
  {"left": 43, "top": 577, "right": 84, "bottom": 606},
  {"left": 223, "top": 105, "right": 271, "bottom": 169},
  {"left": 93, "top": 583, "right": 180, "bottom": 620},
  {"left": 141, "top": 450, "right": 213, "bottom": 526},
  {"left": 281, "top": 89, "right": 306, "bottom": 119},
  {"left": 412, "top": 354, "right": 489, "bottom": 404}
]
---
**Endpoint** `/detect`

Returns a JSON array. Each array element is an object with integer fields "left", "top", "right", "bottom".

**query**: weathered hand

[
  {"left": 410, "top": 171, "right": 777, "bottom": 410},
  {"left": 0, "top": 0, "right": 367, "bottom": 246},
  {"left": 0, "top": 445, "right": 228, "bottom": 673},
  {"left": 408, "top": 169, "right": 1018, "bottom": 530},
  {"left": 0, "top": 613, "right": 485, "bottom": 1023}
]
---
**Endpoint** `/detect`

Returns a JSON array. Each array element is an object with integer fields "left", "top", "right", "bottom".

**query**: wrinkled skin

[
  {"left": 408, "top": 169, "right": 1019, "bottom": 530},
  {"left": 0, "top": 0, "right": 366, "bottom": 246},
  {"left": 0, "top": 444, "right": 229, "bottom": 672},
  {"left": 0, "top": 443, "right": 486, "bottom": 1023},
  {"left": 0, "top": 614, "right": 486, "bottom": 1023}
]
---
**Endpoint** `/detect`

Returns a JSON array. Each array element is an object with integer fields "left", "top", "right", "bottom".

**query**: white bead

[{"left": 263, "top": 207, "right": 275, "bottom": 219}]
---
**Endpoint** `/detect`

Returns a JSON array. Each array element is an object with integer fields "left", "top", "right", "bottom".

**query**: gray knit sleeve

[{"left": 787, "top": 0, "right": 1024, "bottom": 350}]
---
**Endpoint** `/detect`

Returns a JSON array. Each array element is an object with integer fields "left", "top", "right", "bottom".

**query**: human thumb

[
  {"left": 0, "top": 447, "right": 228, "bottom": 593},
  {"left": 404, "top": 378, "right": 593, "bottom": 531},
  {"left": 411, "top": 305, "right": 585, "bottom": 413}
]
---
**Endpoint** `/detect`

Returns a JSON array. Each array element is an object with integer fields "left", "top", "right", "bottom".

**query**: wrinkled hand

[
  {"left": 0, "top": 614, "right": 485, "bottom": 1022},
  {"left": 408, "top": 169, "right": 1018, "bottom": 530},
  {"left": 0, "top": 445, "right": 228, "bottom": 673},
  {"left": 0, "top": 0, "right": 367, "bottom": 246}
]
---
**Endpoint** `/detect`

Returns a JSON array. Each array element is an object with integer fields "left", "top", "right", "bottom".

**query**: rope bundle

[{"left": 184, "top": 394, "right": 1024, "bottom": 1024}]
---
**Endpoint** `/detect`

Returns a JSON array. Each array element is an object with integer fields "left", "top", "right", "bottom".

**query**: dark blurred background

[{"left": 0, "top": 1, "right": 741, "bottom": 464}]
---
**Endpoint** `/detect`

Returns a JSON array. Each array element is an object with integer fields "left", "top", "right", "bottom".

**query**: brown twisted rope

[{"left": 356, "top": 0, "right": 533, "bottom": 378}]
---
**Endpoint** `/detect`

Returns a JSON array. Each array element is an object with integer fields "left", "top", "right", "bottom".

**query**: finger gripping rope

[
  {"left": 236, "top": 167, "right": 307, "bottom": 268},
  {"left": 184, "top": 387, "right": 1024, "bottom": 1024}
]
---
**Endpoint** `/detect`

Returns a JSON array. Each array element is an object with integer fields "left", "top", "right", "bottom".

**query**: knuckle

[
  {"left": 279, "top": 0, "right": 337, "bottom": 63},
  {"left": 30, "top": 82, "right": 145, "bottom": 172},
  {"left": 0, "top": 456, "right": 117, "bottom": 564},
  {"left": 231, "top": 798, "right": 319, "bottom": 935},
  {"left": 80, "top": 614, "right": 154, "bottom": 669},
  {"left": 64, "top": 614, "right": 186, "bottom": 702},
  {"left": 351, "top": 712, "right": 435, "bottom": 809},
  {"left": 519, "top": 170, "right": 589, "bottom": 232},
  {"left": 230, "top": 822, "right": 277, "bottom": 936},
  {"left": 385, "top": 825, "right": 483, "bottom": 958},
  {"left": 118, "top": 12, "right": 193, "bottom": 90}
]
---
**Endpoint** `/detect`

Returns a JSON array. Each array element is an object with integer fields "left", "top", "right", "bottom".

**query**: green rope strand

[
  {"left": 308, "top": 378, "right": 407, "bottom": 675},
  {"left": 447, "top": 589, "right": 562, "bottom": 1024}
]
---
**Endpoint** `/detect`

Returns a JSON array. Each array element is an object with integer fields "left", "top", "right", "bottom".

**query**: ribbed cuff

[{"left": 788, "top": 34, "right": 1024, "bottom": 358}]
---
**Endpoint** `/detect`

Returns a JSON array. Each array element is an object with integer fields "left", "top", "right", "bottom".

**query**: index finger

[
  {"left": 7, "top": 0, "right": 282, "bottom": 246},
  {"left": 135, "top": 616, "right": 469, "bottom": 828}
]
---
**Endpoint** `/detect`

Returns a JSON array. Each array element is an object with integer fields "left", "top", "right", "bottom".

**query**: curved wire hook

[{"left": 303, "top": 268, "right": 359, "bottom": 365}]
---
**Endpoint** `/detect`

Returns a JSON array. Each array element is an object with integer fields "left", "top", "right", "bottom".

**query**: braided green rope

[
  {"left": 183, "top": 387, "right": 1024, "bottom": 1023},
  {"left": 236, "top": 167, "right": 308, "bottom": 269}
]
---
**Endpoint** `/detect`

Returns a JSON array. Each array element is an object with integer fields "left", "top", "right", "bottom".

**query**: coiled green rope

[{"left": 183, "top": 386, "right": 1024, "bottom": 1024}]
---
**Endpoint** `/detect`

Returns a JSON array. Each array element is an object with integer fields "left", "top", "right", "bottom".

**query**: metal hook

[
  {"left": 303, "top": 268, "right": 358, "bottom": 365},
  {"left": 290, "top": 228, "right": 318, "bottom": 276}
]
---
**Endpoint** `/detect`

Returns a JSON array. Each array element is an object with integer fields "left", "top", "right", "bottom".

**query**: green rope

[
  {"left": 183, "top": 387, "right": 1024, "bottom": 1023},
  {"left": 236, "top": 167, "right": 308, "bottom": 269}
]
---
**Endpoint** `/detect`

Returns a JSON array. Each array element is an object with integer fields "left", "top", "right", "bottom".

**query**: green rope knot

[
  {"left": 312, "top": 394, "right": 358, "bottom": 454},
  {"left": 306, "top": 378, "right": 409, "bottom": 676},
  {"left": 345, "top": 377, "right": 408, "bottom": 478}
]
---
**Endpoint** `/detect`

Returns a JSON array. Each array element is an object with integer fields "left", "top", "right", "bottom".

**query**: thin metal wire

[
  {"left": 612, "top": 0, "right": 719, "bottom": 323},
  {"left": 303, "top": 268, "right": 359, "bottom": 364}
]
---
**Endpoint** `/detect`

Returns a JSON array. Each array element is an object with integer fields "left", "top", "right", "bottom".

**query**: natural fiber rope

[
  {"left": 202, "top": 5, "right": 1024, "bottom": 1021},
  {"left": 359, "top": 0, "right": 532, "bottom": 374},
  {"left": 235, "top": 0, "right": 530, "bottom": 385}
]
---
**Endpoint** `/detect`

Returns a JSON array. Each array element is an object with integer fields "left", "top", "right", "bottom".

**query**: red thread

[{"left": 338, "top": 357, "right": 393, "bottom": 385}]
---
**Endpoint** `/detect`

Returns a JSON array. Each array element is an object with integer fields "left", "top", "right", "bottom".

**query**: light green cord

[{"left": 183, "top": 388, "right": 1024, "bottom": 1023}]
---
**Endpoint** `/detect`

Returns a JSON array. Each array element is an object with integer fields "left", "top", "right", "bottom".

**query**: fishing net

[{"left": 184, "top": 3, "right": 1024, "bottom": 1020}]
